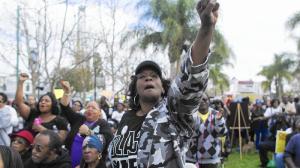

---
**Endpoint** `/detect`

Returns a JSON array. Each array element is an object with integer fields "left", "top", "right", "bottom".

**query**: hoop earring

[{"left": 134, "top": 95, "right": 138, "bottom": 106}]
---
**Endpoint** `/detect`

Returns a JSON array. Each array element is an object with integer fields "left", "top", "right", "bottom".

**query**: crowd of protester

[
  {"left": 1, "top": 0, "right": 300, "bottom": 168},
  {"left": 2, "top": 77, "right": 300, "bottom": 168}
]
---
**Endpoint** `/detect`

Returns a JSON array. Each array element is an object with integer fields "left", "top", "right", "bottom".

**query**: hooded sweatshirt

[{"left": 24, "top": 148, "right": 71, "bottom": 168}]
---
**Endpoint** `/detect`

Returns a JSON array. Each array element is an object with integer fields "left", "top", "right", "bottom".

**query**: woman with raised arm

[
  {"left": 59, "top": 81, "right": 113, "bottom": 168},
  {"left": 15, "top": 73, "right": 68, "bottom": 142},
  {"left": 109, "top": 0, "right": 219, "bottom": 167}
]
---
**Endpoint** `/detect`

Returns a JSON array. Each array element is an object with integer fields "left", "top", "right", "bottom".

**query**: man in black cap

[{"left": 108, "top": 0, "right": 219, "bottom": 167}]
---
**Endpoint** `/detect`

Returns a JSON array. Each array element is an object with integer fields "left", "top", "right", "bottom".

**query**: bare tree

[{"left": 96, "top": 0, "right": 136, "bottom": 93}]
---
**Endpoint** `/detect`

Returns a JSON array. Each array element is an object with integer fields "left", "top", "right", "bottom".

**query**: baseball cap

[
  {"left": 135, "top": 60, "right": 162, "bottom": 78},
  {"left": 255, "top": 99, "right": 263, "bottom": 105},
  {"left": 11, "top": 130, "right": 34, "bottom": 145}
]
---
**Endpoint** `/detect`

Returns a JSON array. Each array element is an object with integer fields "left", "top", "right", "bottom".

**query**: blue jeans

[
  {"left": 275, "top": 153, "right": 285, "bottom": 168},
  {"left": 254, "top": 128, "right": 268, "bottom": 150}
]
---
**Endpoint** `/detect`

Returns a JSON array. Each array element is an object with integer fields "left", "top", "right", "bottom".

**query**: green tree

[
  {"left": 125, "top": 0, "right": 232, "bottom": 80},
  {"left": 286, "top": 11, "right": 300, "bottom": 52},
  {"left": 258, "top": 53, "right": 295, "bottom": 98},
  {"left": 258, "top": 67, "right": 273, "bottom": 95},
  {"left": 209, "top": 29, "right": 233, "bottom": 95},
  {"left": 133, "top": 0, "right": 197, "bottom": 77},
  {"left": 58, "top": 67, "right": 93, "bottom": 99},
  {"left": 210, "top": 66, "right": 230, "bottom": 95},
  {"left": 286, "top": 11, "right": 300, "bottom": 84}
]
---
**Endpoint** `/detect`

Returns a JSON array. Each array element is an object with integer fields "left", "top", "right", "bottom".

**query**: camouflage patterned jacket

[{"left": 137, "top": 48, "right": 209, "bottom": 168}]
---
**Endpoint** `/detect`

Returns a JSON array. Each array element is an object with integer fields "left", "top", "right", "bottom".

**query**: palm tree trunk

[{"left": 279, "top": 79, "right": 284, "bottom": 99}]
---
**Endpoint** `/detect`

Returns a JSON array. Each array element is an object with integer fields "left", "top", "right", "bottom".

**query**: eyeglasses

[{"left": 31, "top": 144, "right": 48, "bottom": 152}]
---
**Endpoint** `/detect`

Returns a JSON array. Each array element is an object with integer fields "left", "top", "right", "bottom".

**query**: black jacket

[
  {"left": 24, "top": 148, "right": 71, "bottom": 168},
  {"left": 21, "top": 149, "right": 32, "bottom": 165},
  {"left": 251, "top": 108, "right": 268, "bottom": 130},
  {"left": 60, "top": 103, "right": 113, "bottom": 168},
  {"left": 80, "top": 160, "right": 106, "bottom": 168}
]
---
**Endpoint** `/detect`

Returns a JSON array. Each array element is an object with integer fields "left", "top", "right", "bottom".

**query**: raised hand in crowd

[
  {"left": 15, "top": 73, "right": 31, "bottom": 119},
  {"left": 60, "top": 80, "right": 72, "bottom": 106}
]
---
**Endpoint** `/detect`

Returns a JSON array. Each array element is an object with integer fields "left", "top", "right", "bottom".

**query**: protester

[
  {"left": 280, "top": 117, "right": 300, "bottom": 168},
  {"left": 108, "top": 1, "right": 218, "bottom": 167},
  {"left": 274, "top": 117, "right": 300, "bottom": 168},
  {"left": 111, "top": 103, "right": 125, "bottom": 122},
  {"left": 251, "top": 99, "right": 268, "bottom": 150},
  {"left": 294, "top": 97, "right": 300, "bottom": 116},
  {"left": 76, "top": 135, "right": 104, "bottom": 168},
  {"left": 186, "top": 94, "right": 227, "bottom": 168},
  {"left": 258, "top": 115, "right": 289, "bottom": 168},
  {"left": 24, "top": 130, "right": 71, "bottom": 168},
  {"left": 60, "top": 81, "right": 113, "bottom": 168},
  {"left": 280, "top": 95, "right": 296, "bottom": 116},
  {"left": 72, "top": 100, "right": 84, "bottom": 114},
  {"left": 263, "top": 98, "right": 283, "bottom": 128},
  {"left": 211, "top": 98, "right": 231, "bottom": 159},
  {"left": 107, "top": 118, "right": 118, "bottom": 134},
  {"left": 99, "top": 96, "right": 110, "bottom": 119},
  {"left": 10, "top": 129, "right": 34, "bottom": 164},
  {"left": 0, "top": 92, "right": 19, "bottom": 146},
  {"left": 15, "top": 73, "right": 69, "bottom": 141},
  {"left": 0, "top": 145, "right": 24, "bottom": 168},
  {"left": 27, "top": 95, "right": 37, "bottom": 109}
]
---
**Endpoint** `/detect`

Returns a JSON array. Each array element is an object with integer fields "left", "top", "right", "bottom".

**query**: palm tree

[
  {"left": 210, "top": 65, "right": 230, "bottom": 95},
  {"left": 124, "top": 0, "right": 233, "bottom": 80},
  {"left": 286, "top": 11, "right": 300, "bottom": 85},
  {"left": 209, "top": 29, "right": 233, "bottom": 95},
  {"left": 258, "top": 67, "right": 273, "bottom": 96},
  {"left": 286, "top": 11, "right": 300, "bottom": 52},
  {"left": 258, "top": 53, "right": 295, "bottom": 98}
]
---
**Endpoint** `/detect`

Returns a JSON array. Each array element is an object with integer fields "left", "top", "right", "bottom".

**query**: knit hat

[{"left": 82, "top": 135, "right": 103, "bottom": 153}]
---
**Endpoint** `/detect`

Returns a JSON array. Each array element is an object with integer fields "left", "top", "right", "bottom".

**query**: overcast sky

[
  {"left": 1, "top": 0, "right": 300, "bottom": 83},
  {"left": 218, "top": 0, "right": 300, "bottom": 81}
]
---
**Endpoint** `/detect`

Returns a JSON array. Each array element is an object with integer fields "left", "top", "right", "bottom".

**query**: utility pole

[
  {"left": 93, "top": 54, "right": 97, "bottom": 101},
  {"left": 16, "top": 5, "right": 20, "bottom": 84}
]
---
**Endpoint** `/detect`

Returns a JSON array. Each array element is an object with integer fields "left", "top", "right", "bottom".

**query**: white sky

[
  {"left": 1, "top": 0, "right": 300, "bottom": 83},
  {"left": 218, "top": 0, "right": 300, "bottom": 81}
]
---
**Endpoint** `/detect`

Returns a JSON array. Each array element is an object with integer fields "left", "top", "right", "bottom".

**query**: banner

[{"left": 275, "top": 131, "right": 287, "bottom": 153}]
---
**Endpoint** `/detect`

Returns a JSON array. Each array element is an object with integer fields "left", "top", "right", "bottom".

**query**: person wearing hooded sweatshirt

[{"left": 24, "top": 130, "right": 71, "bottom": 168}]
